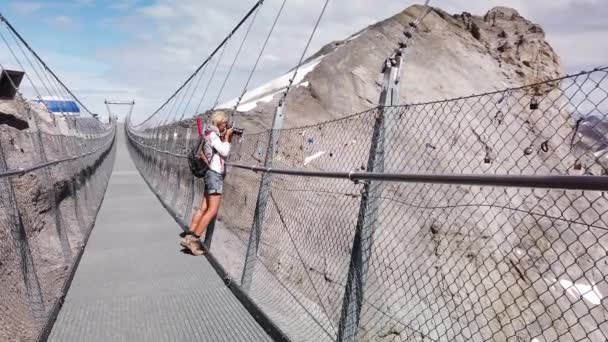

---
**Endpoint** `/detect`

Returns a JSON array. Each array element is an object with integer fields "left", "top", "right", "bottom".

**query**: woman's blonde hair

[{"left": 210, "top": 110, "right": 228, "bottom": 126}]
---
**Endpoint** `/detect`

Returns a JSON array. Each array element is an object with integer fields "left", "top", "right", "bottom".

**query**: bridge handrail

[
  {"left": 0, "top": 128, "right": 116, "bottom": 178},
  {"left": 125, "top": 64, "right": 608, "bottom": 342}
]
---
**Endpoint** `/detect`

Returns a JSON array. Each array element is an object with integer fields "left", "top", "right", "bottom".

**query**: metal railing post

[
  {"left": 170, "top": 126, "right": 185, "bottom": 209},
  {"left": 241, "top": 101, "right": 285, "bottom": 290},
  {"left": 182, "top": 127, "right": 197, "bottom": 224},
  {"left": 160, "top": 127, "right": 173, "bottom": 198},
  {"left": 337, "top": 52, "right": 402, "bottom": 342}
]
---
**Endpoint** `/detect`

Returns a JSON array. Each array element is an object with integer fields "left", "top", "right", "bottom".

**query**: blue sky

[
  {"left": 1, "top": 0, "right": 607, "bottom": 122},
  {"left": 3, "top": 1, "right": 134, "bottom": 57}
]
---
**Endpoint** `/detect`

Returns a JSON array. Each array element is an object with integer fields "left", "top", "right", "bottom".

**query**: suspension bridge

[{"left": 1, "top": 1, "right": 608, "bottom": 342}]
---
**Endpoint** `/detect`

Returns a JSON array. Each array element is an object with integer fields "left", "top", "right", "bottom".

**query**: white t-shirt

[{"left": 204, "top": 129, "right": 230, "bottom": 174}]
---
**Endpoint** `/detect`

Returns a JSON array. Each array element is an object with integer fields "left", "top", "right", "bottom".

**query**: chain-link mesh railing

[
  {"left": 0, "top": 13, "right": 117, "bottom": 341},
  {"left": 0, "top": 125, "right": 115, "bottom": 341},
  {"left": 126, "top": 67, "right": 608, "bottom": 342}
]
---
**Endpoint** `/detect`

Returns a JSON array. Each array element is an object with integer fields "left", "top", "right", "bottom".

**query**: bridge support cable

[
  {"left": 0, "top": 17, "right": 110, "bottom": 282},
  {"left": 0, "top": 29, "right": 44, "bottom": 105},
  {"left": 212, "top": 3, "right": 264, "bottom": 109},
  {"left": 177, "top": 62, "right": 211, "bottom": 122},
  {"left": 240, "top": 0, "right": 331, "bottom": 305},
  {"left": 8, "top": 21, "right": 84, "bottom": 125},
  {"left": 336, "top": 3, "right": 432, "bottom": 341},
  {"left": 132, "top": 0, "right": 265, "bottom": 128},
  {"left": 195, "top": 41, "right": 231, "bottom": 117},
  {"left": 231, "top": 0, "right": 288, "bottom": 126},
  {"left": 167, "top": 77, "right": 197, "bottom": 125},
  {"left": 2, "top": 33, "right": 77, "bottom": 128},
  {"left": 0, "top": 14, "right": 97, "bottom": 119},
  {"left": 125, "top": 0, "right": 341, "bottom": 337},
  {"left": 0, "top": 26, "right": 69, "bottom": 126},
  {"left": 278, "top": 0, "right": 330, "bottom": 107},
  {"left": 158, "top": 81, "right": 188, "bottom": 128},
  {"left": 201, "top": 0, "right": 286, "bottom": 252}
]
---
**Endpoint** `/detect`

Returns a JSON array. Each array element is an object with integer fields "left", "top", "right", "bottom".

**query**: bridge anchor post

[
  {"left": 241, "top": 101, "right": 285, "bottom": 291},
  {"left": 337, "top": 51, "right": 402, "bottom": 342}
]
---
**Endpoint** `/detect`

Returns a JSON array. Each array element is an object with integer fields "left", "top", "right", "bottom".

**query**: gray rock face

[
  {"left": 215, "top": 5, "right": 607, "bottom": 342},
  {"left": 0, "top": 97, "right": 115, "bottom": 340},
  {"left": 136, "top": 4, "right": 608, "bottom": 342},
  {"left": 227, "top": 5, "right": 563, "bottom": 132}
]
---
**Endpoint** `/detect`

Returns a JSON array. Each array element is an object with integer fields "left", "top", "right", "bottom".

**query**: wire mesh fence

[
  {"left": 0, "top": 13, "right": 117, "bottom": 340},
  {"left": 126, "top": 67, "right": 608, "bottom": 342},
  {"left": 0, "top": 113, "right": 116, "bottom": 341}
]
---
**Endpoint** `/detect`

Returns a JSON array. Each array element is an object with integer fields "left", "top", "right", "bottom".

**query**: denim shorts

[{"left": 204, "top": 170, "right": 224, "bottom": 195}]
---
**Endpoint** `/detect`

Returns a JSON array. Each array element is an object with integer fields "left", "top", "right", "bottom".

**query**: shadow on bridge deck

[{"left": 48, "top": 129, "right": 271, "bottom": 341}]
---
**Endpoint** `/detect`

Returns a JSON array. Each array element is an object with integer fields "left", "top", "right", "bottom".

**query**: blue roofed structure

[{"left": 37, "top": 96, "right": 81, "bottom": 115}]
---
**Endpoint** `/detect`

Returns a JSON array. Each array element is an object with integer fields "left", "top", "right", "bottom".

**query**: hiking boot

[
  {"left": 185, "top": 237, "right": 205, "bottom": 256},
  {"left": 180, "top": 234, "right": 196, "bottom": 248}
]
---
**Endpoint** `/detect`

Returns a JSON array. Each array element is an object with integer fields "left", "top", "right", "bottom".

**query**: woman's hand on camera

[{"left": 225, "top": 128, "right": 234, "bottom": 142}]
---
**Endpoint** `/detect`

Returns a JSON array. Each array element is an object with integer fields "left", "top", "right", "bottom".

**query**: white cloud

[
  {"left": 110, "top": 0, "right": 606, "bottom": 123},
  {"left": 10, "top": 1, "right": 46, "bottom": 15},
  {"left": 547, "top": 31, "right": 608, "bottom": 72},
  {"left": 49, "top": 15, "right": 80, "bottom": 30},
  {"left": 139, "top": 4, "right": 179, "bottom": 19},
  {"left": 74, "top": 0, "right": 95, "bottom": 6},
  {"left": 6, "top": 1, "right": 608, "bottom": 124},
  {"left": 110, "top": 0, "right": 140, "bottom": 11}
]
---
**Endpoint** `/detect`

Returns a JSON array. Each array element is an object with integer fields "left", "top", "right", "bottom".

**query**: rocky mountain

[
  {"left": 206, "top": 5, "right": 608, "bottom": 342},
  {"left": 219, "top": 5, "right": 563, "bottom": 131},
  {"left": 146, "top": 4, "right": 608, "bottom": 341}
]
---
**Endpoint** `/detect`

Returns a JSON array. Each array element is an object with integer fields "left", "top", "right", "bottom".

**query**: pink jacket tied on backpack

[{"left": 201, "top": 124, "right": 230, "bottom": 175}]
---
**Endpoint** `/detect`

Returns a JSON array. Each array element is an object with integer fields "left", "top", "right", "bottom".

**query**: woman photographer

[{"left": 181, "top": 111, "right": 233, "bottom": 255}]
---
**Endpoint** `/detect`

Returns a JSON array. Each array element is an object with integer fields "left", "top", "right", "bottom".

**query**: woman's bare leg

[
  {"left": 193, "top": 194, "right": 222, "bottom": 237},
  {"left": 189, "top": 196, "right": 208, "bottom": 234}
]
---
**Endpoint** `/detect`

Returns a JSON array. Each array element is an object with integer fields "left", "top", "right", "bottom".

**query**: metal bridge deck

[{"left": 49, "top": 130, "right": 271, "bottom": 341}]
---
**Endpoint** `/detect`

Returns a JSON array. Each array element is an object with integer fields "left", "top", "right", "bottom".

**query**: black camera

[{"left": 228, "top": 124, "right": 244, "bottom": 136}]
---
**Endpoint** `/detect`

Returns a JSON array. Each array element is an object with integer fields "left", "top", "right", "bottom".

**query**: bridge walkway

[{"left": 48, "top": 130, "right": 272, "bottom": 341}]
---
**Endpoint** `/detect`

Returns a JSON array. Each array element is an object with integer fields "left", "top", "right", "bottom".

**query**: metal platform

[{"left": 49, "top": 130, "right": 272, "bottom": 342}]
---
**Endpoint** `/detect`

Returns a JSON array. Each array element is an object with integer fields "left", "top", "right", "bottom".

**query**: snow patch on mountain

[{"left": 217, "top": 55, "right": 324, "bottom": 112}]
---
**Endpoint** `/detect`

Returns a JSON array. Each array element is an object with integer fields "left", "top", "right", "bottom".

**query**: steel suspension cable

[
  {"left": 195, "top": 41, "right": 230, "bottom": 114},
  {"left": 13, "top": 30, "right": 77, "bottom": 122},
  {"left": 0, "top": 13, "right": 95, "bottom": 117},
  {"left": 162, "top": 73, "right": 196, "bottom": 127},
  {"left": 178, "top": 62, "right": 210, "bottom": 122},
  {"left": 0, "top": 27, "right": 44, "bottom": 103},
  {"left": 168, "top": 68, "right": 201, "bottom": 123},
  {"left": 169, "top": 58, "right": 215, "bottom": 124},
  {"left": 171, "top": 51, "right": 215, "bottom": 123},
  {"left": 269, "top": 191, "right": 339, "bottom": 335},
  {"left": 157, "top": 91, "right": 182, "bottom": 128},
  {"left": 232, "top": 0, "right": 288, "bottom": 116},
  {"left": 160, "top": 69, "right": 201, "bottom": 128},
  {"left": 279, "top": 0, "right": 330, "bottom": 105},
  {"left": 133, "top": 0, "right": 264, "bottom": 128},
  {"left": 1, "top": 26, "right": 73, "bottom": 125},
  {"left": 212, "top": 3, "right": 263, "bottom": 109}
]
